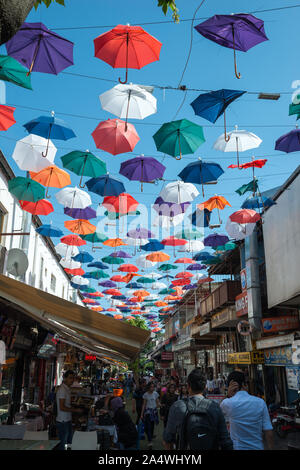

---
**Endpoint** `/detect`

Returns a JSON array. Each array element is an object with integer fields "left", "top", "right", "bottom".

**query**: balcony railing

[{"left": 199, "top": 280, "right": 241, "bottom": 317}]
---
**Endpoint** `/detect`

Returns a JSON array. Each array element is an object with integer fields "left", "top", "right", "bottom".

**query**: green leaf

[{"left": 56, "top": 0, "right": 65, "bottom": 5}]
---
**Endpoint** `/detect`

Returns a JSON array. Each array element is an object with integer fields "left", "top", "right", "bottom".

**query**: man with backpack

[{"left": 162, "top": 368, "right": 233, "bottom": 450}]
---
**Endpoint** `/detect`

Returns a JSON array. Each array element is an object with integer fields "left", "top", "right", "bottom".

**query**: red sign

[
  {"left": 262, "top": 316, "right": 300, "bottom": 333},
  {"left": 235, "top": 291, "right": 248, "bottom": 317},
  {"left": 160, "top": 362, "right": 171, "bottom": 369},
  {"left": 161, "top": 352, "right": 174, "bottom": 361},
  {"left": 85, "top": 355, "right": 96, "bottom": 361}
]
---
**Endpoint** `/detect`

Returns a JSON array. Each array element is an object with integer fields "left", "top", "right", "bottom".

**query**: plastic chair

[
  {"left": 71, "top": 431, "right": 98, "bottom": 450},
  {"left": 23, "top": 430, "right": 49, "bottom": 440},
  {"left": 0, "top": 424, "right": 26, "bottom": 439}
]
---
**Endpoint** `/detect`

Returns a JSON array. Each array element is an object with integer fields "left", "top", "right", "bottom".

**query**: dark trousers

[
  {"left": 56, "top": 421, "right": 73, "bottom": 450},
  {"left": 144, "top": 414, "right": 155, "bottom": 442},
  {"left": 136, "top": 407, "right": 142, "bottom": 426}
]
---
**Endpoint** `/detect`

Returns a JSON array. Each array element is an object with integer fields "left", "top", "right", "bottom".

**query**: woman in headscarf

[{"left": 109, "top": 397, "right": 138, "bottom": 450}]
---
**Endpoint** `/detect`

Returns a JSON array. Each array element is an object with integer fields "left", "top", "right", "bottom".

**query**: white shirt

[
  {"left": 56, "top": 383, "right": 72, "bottom": 422},
  {"left": 143, "top": 391, "right": 159, "bottom": 409},
  {"left": 0, "top": 340, "right": 6, "bottom": 364}
]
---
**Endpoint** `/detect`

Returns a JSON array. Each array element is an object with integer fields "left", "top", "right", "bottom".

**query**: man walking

[
  {"left": 163, "top": 368, "right": 233, "bottom": 450},
  {"left": 220, "top": 370, "right": 274, "bottom": 450}
]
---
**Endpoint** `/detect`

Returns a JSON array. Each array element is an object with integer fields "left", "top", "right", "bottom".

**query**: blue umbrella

[
  {"left": 190, "top": 208, "right": 211, "bottom": 228},
  {"left": 178, "top": 159, "right": 224, "bottom": 196},
  {"left": 193, "top": 251, "right": 212, "bottom": 261},
  {"left": 23, "top": 113, "right": 76, "bottom": 157},
  {"left": 105, "top": 313, "right": 114, "bottom": 318},
  {"left": 241, "top": 195, "right": 276, "bottom": 210},
  {"left": 126, "top": 282, "right": 143, "bottom": 289},
  {"left": 141, "top": 239, "right": 165, "bottom": 252},
  {"left": 88, "top": 261, "right": 109, "bottom": 269},
  {"left": 187, "top": 264, "right": 206, "bottom": 271},
  {"left": 35, "top": 224, "right": 63, "bottom": 237},
  {"left": 72, "top": 251, "right": 94, "bottom": 263},
  {"left": 86, "top": 174, "right": 125, "bottom": 197},
  {"left": 118, "top": 308, "right": 131, "bottom": 313},
  {"left": 191, "top": 89, "right": 246, "bottom": 141},
  {"left": 112, "top": 295, "right": 126, "bottom": 300},
  {"left": 158, "top": 275, "right": 174, "bottom": 280}
]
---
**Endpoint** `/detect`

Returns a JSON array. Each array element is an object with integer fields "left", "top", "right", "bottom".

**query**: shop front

[{"left": 227, "top": 351, "right": 265, "bottom": 396}]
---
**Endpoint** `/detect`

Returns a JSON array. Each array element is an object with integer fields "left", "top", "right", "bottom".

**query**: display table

[
  {"left": 0, "top": 439, "right": 60, "bottom": 450},
  {"left": 14, "top": 414, "right": 44, "bottom": 431}
]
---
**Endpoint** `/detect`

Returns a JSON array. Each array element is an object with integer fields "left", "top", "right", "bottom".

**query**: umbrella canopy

[
  {"left": 0, "top": 105, "right": 15, "bottom": 132},
  {"left": 172, "top": 278, "right": 191, "bottom": 287},
  {"left": 175, "top": 229, "right": 203, "bottom": 240},
  {"left": 204, "top": 233, "right": 229, "bottom": 248},
  {"left": 65, "top": 267, "right": 85, "bottom": 276},
  {"left": 159, "top": 181, "right": 199, "bottom": 204},
  {"left": 187, "top": 264, "right": 206, "bottom": 271},
  {"left": 99, "top": 281, "right": 117, "bottom": 288},
  {"left": 61, "top": 150, "right": 107, "bottom": 188},
  {"left": 35, "top": 224, "right": 63, "bottom": 237},
  {"left": 81, "top": 232, "right": 108, "bottom": 243},
  {"left": 153, "top": 118, "right": 205, "bottom": 160},
  {"left": 127, "top": 227, "right": 155, "bottom": 239},
  {"left": 193, "top": 251, "right": 212, "bottom": 261},
  {"left": 195, "top": 14, "right": 268, "bottom": 78},
  {"left": 236, "top": 179, "right": 259, "bottom": 196},
  {"left": 175, "top": 257, "right": 195, "bottom": 264},
  {"left": 72, "top": 275, "right": 89, "bottom": 286},
  {"left": 64, "top": 206, "right": 97, "bottom": 220},
  {"left": 158, "top": 264, "right": 176, "bottom": 272},
  {"left": 8, "top": 176, "right": 45, "bottom": 202},
  {"left": 241, "top": 195, "right": 276, "bottom": 210},
  {"left": 86, "top": 174, "right": 125, "bottom": 197},
  {"left": 146, "top": 252, "right": 170, "bottom": 263},
  {"left": 64, "top": 219, "right": 96, "bottom": 235},
  {"left": 60, "top": 234, "right": 86, "bottom": 246},
  {"left": 214, "top": 126, "right": 262, "bottom": 167},
  {"left": 60, "top": 258, "right": 81, "bottom": 270},
  {"left": 152, "top": 282, "right": 167, "bottom": 290},
  {"left": 162, "top": 236, "right": 187, "bottom": 256},
  {"left": 228, "top": 158, "right": 267, "bottom": 170},
  {"left": 103, "top": 238, "right": 127, "bottom": 248},
  {"left": 72, "top": 252, "right": 94, "bottom": 263},
  {"left": 153, "top": 214, "right": 185, "bottom": 228},
  {"left": 126, "top": 282, "right": 142, "bottom": 289},
  {"left": 141, "top": 239, "right": 165, "bottom": 252},
  {"left": 30, "top": 165, "right": 71, "bottom": 198},
  {"left": 138, "top": 277, "right": 155, "bottom": 284},
  {"left": 94, "top": 24, "right": 162, "bottom": 83},
  {"left": 102, "top": 193, "right": 139, "bottom": 214},
  {"left": 120, "top": 155, "right": 165, "bottom": 191},
  {"left": 0, "top": 54, "right": 32, "bottom": 89},
  {"left": 55, "top": 186, "right": 92, "bottom": 209},
  {"left": 102, "top": 256, "right": 124, "bottom": 265},
  {"left": 110, "top": 275, "right": 126, "bottom": 282},
  {"left": 175, "top": 271, "right": 193, "bottom": 278},
  {"left": 153, "top": 197, "right": 190, "bottom": 217},
  {"left": 6, "top": 22, "right": 74, "bottom": 75},
  {"left": 55, "top": 243, "right": 79, "bottom": 258},
  {"left": 229, "top": 209, "right": 261, "bottom": 224},
  {"left": 19, "top": 199, "right": 53, "bottom": 215},
  {"left": 83, "top": 270, "right": 110, "bottom": 279},
  {"left": 118, "top": 264, "right": 139, "bottom": 273},
  {"left": 135, "top": 254, "right": 157, "bottom": 269},
  {"left": 198, "top": 195, "right": 231, "bottom": 224},
  {"left": 110, "top": 251, "right": 132, "bottom": 259},
  {"left": 275, "top": 128, "right": 300, "bottom": 153},
  {"left": 191, "top": 89, "right": 246, "bottom": 140},
  {"left": 178, "top": 158, "right": 224, "bottom": 197},
  {"left": 12, "top": 134, "right": 56, "bottom": 172},
  {"left": 92, "top": 118, "right": 140, "bottom": 155}
]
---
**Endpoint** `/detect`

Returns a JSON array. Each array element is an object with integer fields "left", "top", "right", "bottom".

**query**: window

[{"left": 50, "top": 274, "right": 56, "bottom": 292}]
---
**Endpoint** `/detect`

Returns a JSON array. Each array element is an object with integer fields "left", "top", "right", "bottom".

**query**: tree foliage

[
  {"left": 34, "top": 0, "right": 65, "bottom": 9},
  {"left": 157, "top": 0, "right": 179, "bottom": 23}
]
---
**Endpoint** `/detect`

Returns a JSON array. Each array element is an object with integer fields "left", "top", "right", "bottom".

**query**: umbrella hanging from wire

[
  {"left": 8, "top": 176, "right": 45, "bottom": 202},
  {"left": 64, "top": 206, "right": 97, "bottom": 220},
  {"left": 61, "top": 150, "right": 107, "bottom": 188},
  {"left": 228, "top": 157, "right": 267, "bottom": 195},
  {"left": 178, "top": 158, "right": 224, "bottom": 197},
  {"left": 197, "top": 195, "right": 231, "bottom": 225},
  {"left": 120, "top": 155, "right": 165, "bottom": 191},
  {"left": 0, "top": 55, "right": 33, "bottom": 90},
  {"left": 92, "top": 118, "right": 140, "bottom": 155},
  {"left": 12, "top": 134, "right": 56, "bottom": 172},
  {"left": 214, "top": 126, "right": 262, "bottom": 167},
  {"left": 30, "top": 165, "right": 71, "bottom": 198},
  {"left": 0, "top": 105, "right": 16, "bottom": 131},
  {"left": 86, "top": 174, "right": 125, "bottom": 197},
  {"left": 19, "top": 199, "right": 53, "bottom": 215},
  {"left": 55, "top": 186, "right": 92, "bottom": 209}
]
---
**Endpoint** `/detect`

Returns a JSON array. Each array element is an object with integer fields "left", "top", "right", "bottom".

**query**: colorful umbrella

[
  {"left": 0, "top": 105, "right": 16, "bottom": 131},
  {"left": 64, "top": 267, "right": 85, "bottom": 276},
  {"left": 146, "top": 252, "right": 170, "bottom": 263},
  {"left": 55, "top": 186, "right": 91, "bottom": 209},
  {"left": 102, "top": 193, "right": 139, "bottom": 214},
  {"left": 241, "top": 195, "right": 276, "bottom": 210},
  {"left": 187, "top": 264, "right": 206, "bottom": 271},
  {"left": 204, "top": 234, "right": 229, "bottom": 248},
  {"left": 161, "top": 236, "right": 187, "bottom": 256},
  {"left": 35, "top": 224, "right": 63, "bottom": 237},
  {"left": 60, "top": 234, "right": 86, "bottom": 246},
  {"left": 72, "top": 276, "right": 89, "bottom": 286},
  {"left": 178, "top": 158, "right": 224, "bottom": 197},
  {"left": 120, "top": 155, "right": 165, "bottom": 191},
  {"left": 137, "top": 277, "right": 155, "bottom": 284},
  {"left": 175, "top": 229, "right": 203, "bottom": 240},
  {"left": 6, "top": 22, "right": 74, "bottom": 75},
  {"left": 110, "top": 250, "right": 132, "bottom": 259},
  {"left": 153, "top": 197, "right": 190, "bottom": 218},
  {"left": 193, "top": 251, "right": 213, "bottom": 261},
  {"left": 214, "top": 126, "right": 262, "bottom": 167},
  {"left": 99, "top": 281, "right": 117, "bottom": 288},
  {"left": 158, "top": 264, "right": 176, "bottom": 272},
  {"left": 229, "top": 209, "right": 261, "bottom": 224},
  {"left": 92, "top": 118, "right": 140, "bottom": 155},
  {"left": 83, "top": 270, "right": 110, "bottom": 280},
  {"left": 127, "top": 227, "right": 155, "bottom": 240},
  {"left": 72, "top": 252, "right": 94, "bottom": 263},
  {"left": 153, "top": 118, "right": 205, "bottom": 160},
  {"left": 81, "top": 232, "right": 108, "bottom": 243},
  {"left": 23, "top": 112, "right": 76, "bottom": 157},
  {"left": 175, "top": 257, "right": 195, "bottom": 264},
  {"left": 135, "top": 254, "right": 157, "bottom": 269},
  {"left": 64, "top": 206, "right": 97, "bottom": 220},
  {"left": 55, "top": 243, "right": 79, "bottom": 258},
  {"left": 64, "top": 219, "right": 96, "bottom": 235},
  {"left": 60, "top": 258, "right": 81, "bottom": 270},
  {"left": 159, "top": 181, "right": 199, "bottom": 204},
  {"left": 198, "top": 195, "right": 231, "bottom": 225},
  {"left": 172, "top": 278, "right": 191, "bottom": 287},
  {"left": 103, "top": 238, "right": 127, "bottom": 248},
  {"left": 19, "top": 199, "right": 53, "bottom": 215},
  {"left": 0, "top": 55, "right": 32, "bottom": 90},
  {"left": 8, "top": 176, "right": 45, "bottom": 202},
  {"left": 195, "top": 14, "right": 268, "bottom": 78},
  {"left": 30, "top": 165, "right": 71, "bottom": 198},
  {"left": 236, "top": 179, "right": 258, "bottom": 196},
  {"left": 141, "top": 239, "right": 165, "bottom": 252},
  {"left": 61, "top": 150, "right": 107, "bottom": 188},
  {"left": 118, "top": 264, "right": 139, "bottom": 273},
  {"left": 12, "top": 134, "right": 56, "bottom": 172},
  {"left": 275, "top": 128, "right": 300, "bottom": 153},
  {"left": 94, "top": 24, "right": 162, "bottom": 84},
  {"left": 190, "top": 89, "right": 246, "bottom": 140},
  {"left": 110, "top": 275, "right": 126, "bottom": 283},
  {"left": 86, "top": 174, "right": 125, "bottom": 197}
]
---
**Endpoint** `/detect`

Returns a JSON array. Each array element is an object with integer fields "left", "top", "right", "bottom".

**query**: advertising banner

[{"left": 262, "top": 316, "right": 300, "bottom": 333}]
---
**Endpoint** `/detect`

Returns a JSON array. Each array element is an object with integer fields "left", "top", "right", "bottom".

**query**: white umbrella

[
  {"left": 213, "top": 125, "right": 262, "bottom": 166},
  {"left": 193, "top": 273, "right": 206, "bottom": 281},
  {"left": 100, "top": 83, "right": 157, "bottom": 126},
  {"left": 55, "top": 186, "right": 92, "bottom": 209},
  {"left": 178, "top": 240, "right": 205, "bottom": 253},
  {"left": 225, "top": 218, "right": 256, "bottom": 240},
  {"left": 159, "top": 181, "right": 199, "bottom": 204},
  {"left": 55, "top": 243, "right": 79, "bottom": 258},
  {"left": 152, "top": 281, "right": 167, "bottom": 290},
  {"left": 71, "top": 275, "right": 89, "bottom": 286},
  {"left": 12, "top": 134, "right": 56, "bottom": 172},
  {"left": 136, "top": 254, "right": 157, "bottom": 269},
  {"left": 147, "top": 272, "right": 161, "bottom": 279},
  {"left": 60, "top": 258, "right": 81, "bottom": 270},
  {"left": 153, "top": 213, "right": 185, "bottom": 228}
]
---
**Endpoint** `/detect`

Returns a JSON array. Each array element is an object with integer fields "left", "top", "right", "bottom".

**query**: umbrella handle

[
  {"left": 232, "top": 26, "right": 241, "bottom": 79},
  {"left": 45, "top": 187, "right": 51, "bottom": 199},
  {"left": 26, "top": 36, "right": 42, "bottom": 76},
  {"left": 119, "top": 32, "right": 129, "bottom": 84},
  {"left": 224, "top": 110, "right": 230, "bottom": 142},
  {"left": 42, "top": 123, "right": 52, "bottom": 158},
  {"left": 175, "top": 130, "right": 182, "bottom": 160},
  {"left": 79, "top": 155, "right": 87, "bottom": 188},
  {"left": 236, "top": 137, "right": 241, "bottom": 168}
]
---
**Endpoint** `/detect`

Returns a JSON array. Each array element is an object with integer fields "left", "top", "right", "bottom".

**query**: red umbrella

[
  {"left": 60, "top": 234, "right": 86, "bottom": 246},
  {"left": 105, "top": 289, "right": 123, "bottom": 296},
  {"left": 118, "top": 264, "right": 139, "bottom": 273},
  {"left": 198, "top": 277, "right": 214, "bottom": 285},
  {"left": 152, "top": 327, "right": 161, "bottom": 332},
  {"left": 94, "top": 24, "right": 162, "bottom": 84},
  {"left": 64, "top": 267, "right": 85, "bottom": 276},
  {"left": 175, "top": 271, "right": 193, "bottom": 278},
  {"left": 161, "top": 236, "right": 187, "bottom": 256},
  {"left": 114, "top": 314, "right": 123, "bottom": 320},
  {"left": 228, "top": 159, "right": 267, "bottom": 170},
  {"left": 127, "top": 316, "right": 134, "bottom": 320},
  {"left": 88, "top": 292, "right": 105, "bottom": 298},
  {"left": 229, "top": 209, "right": 261, "bottom": 224},
  {"left": 129, "top": 297, "right": 140, "bottom": 303},
  {"left": 107, "top": 308, "right": 117, "bottom": 312},
  {"left": 0, "top": 105, "right": 16, "bottom": 131},
  {"left": 19, "top": 199, "right": 54, "bottom": 215},
  {"left": 102, "top": 193, "right": 138, "bottom": 215},
  {"left": 110, "top": 275, "right": 125, "bottom": 282},
  {"left": 82, "top": 298, "right": 97, "bottom": 304},
  {"left": 175, "top": 257, "right": 195, "bottom": 264},
  {"left": 172, "top": 278, "right": 191, "bottom": 286},
  {"left": 92, "top": 119, "right": 140, "bottom": 155}
]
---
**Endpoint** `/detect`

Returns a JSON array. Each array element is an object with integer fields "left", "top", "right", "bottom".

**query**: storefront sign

[
  {"left": 85, "top": 355, "right": 96, "bottom": 361},
  {"left": 228, "top": 351, "right": 264, "bottom": 365},
  {"left": 160, "top": 362, "right": 171, "bottom": 369},
  {"left": 240, "top": 268, "right": 247, "bottom": 292},
  {"left": 211, "top": 307, "right": 237, "bottom": 328},
  {"left": 262, "top": 316, "right": 300, "bottom": 333},
  {"left": 286, "top": 367, "right": 300, "bottom": 390},
  {"left": 161, "top": 352, "right": 174, "bottom": 361},
  {"left": 199, "top": 322, "right": 211, "bottom": 336},
  {"left": 264, "top": 346, "right": 293, "bottom": 366},
  {"left": 197, "top": 350, "right": 207, "bottom": 366},
  {"left": 256, "top": 333, "right": 297, "bottom": 350},
  {"left": 235, "top": 291, "right": 248, "bottom": 317}
]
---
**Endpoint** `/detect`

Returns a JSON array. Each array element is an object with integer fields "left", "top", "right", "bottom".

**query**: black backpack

[{"left": 178, "top": 398, "right": 218, "bottom": 450}]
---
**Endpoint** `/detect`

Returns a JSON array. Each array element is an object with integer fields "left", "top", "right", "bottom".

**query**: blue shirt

[{"left": 220, "top": 391, "right": 272, "bottom": 450}]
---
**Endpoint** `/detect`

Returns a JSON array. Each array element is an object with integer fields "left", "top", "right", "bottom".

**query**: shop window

[{"left": 50, "top": 274, "right": 56, "bottom": 292}]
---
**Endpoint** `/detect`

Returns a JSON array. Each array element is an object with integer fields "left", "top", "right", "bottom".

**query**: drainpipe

[{"left": 20, "top": 210, "right": 32, "bottom": 282}]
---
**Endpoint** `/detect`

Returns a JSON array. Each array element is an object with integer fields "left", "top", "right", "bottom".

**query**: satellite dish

[{"left": 6, "top": 249, "right": 29, "bottom": 277}]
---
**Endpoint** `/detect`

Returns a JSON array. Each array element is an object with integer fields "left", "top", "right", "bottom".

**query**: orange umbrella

[
  {"left": 175, "top": 257, "right": 195, "bottom": 264},
  {"left": 91, "top": 306, "right": 104, "bottom": 311},
  {"left": 114, "top": 314, "right": 123, "bottom": 320},
  {"left": 131, "top": 311, "right": 143, "bottom": 315},
  {"left": 88, "top": 292, "right": 105, "bottom": 298},
  {"left": 30, "top": 165, "right": 71, "bottom": 198},
  {"left": 146, "top": 251, "right": 170, "bottom": 262},
  {"left": 198, "top": 195, "right": 231, "bottom": 224},
  {"left": 171, "top": 286, "right": 183, "bottom": 296},
  {"left": 64, "top": 219, "right": 96, "bottom": 235},
  {"left": 103, "top": 238, "right": 127, "bottom": 248},
  {"left": 175, "top": 271, "right": 193, "bottom": 278},
  {"left": 118, "top": 264, "right": 139, "bottom": 273},
  {"left": 83, "top": 298, "right": 97, "bottom": 304},
  {"left": 155, "top": 301, "right": 168, "bottom": 307},
  {"left": 164, "top": 295, "right": 182, "bottom": 301},
  {"left": 133, "top": 290, "right": 150, "bottom": 298}
]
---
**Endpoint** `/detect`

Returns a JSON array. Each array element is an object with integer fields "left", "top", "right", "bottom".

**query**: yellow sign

[{"left": 228, "top": 351, "right": 264, "bottom": 365}]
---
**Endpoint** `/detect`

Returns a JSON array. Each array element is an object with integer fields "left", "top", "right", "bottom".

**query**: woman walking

[
  {"left": 140, "top": 382, "right": 160, "bottom": 450},
  {"left": 160, "top": 384, "right": 178, "bottom": 428}
]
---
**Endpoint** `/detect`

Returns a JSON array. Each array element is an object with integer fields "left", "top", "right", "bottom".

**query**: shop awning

[{"left": 0, "top": 274, "right": 150, "bottom": 361}]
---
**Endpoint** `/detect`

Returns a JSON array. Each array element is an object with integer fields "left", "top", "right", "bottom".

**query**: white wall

[{"left": 0, "top": 167, "right": 84, "bottom": 306}]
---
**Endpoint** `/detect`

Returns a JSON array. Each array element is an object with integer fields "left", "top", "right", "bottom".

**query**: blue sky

[{"left": 1, "top": 0, "right": 300, "bottom": 320}]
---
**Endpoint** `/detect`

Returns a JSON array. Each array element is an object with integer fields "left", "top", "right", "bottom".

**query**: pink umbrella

[{"left": 91, "top": 118, "right": 140, "bottom": 155}]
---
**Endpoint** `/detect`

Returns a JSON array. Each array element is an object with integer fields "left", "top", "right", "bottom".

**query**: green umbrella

[
  {"left": 158, "top": 263, "right": 176, "bottom": 272},
  {"left": 153, "top": 118, "right": 205, "bottom": 160},
  {"left": 8, "top": 176, "right": 45, "bottom": 202},
  {"left": 102, "top": 256, "right": 124, "bottom": 264},
  {"left": 79, "top": 286, "right": 96, "bottom": 293},
  {"left": 236, "top": 178, "right": 258, "bottom": 196},
  {"left": 61, "top": 150, "right": 107, "bottom": 188},
  {"left": 175, "top": 229, "right": 203, "bottom": 240},
  {"left": 138, "top": 277, "right": 155, "bottom": 284},
  {"left": 205, "top": 257, "right": 222, "bottom": 265},
  {"left": 84, "top": 270, "right": 109, "bottom": 280},
  {"left": 81, "top": 232, "right": 108, "bottom": 243},
  {"left": 215, "top": 241, "right": 236, "bottom": 252},
  {"left": 104, "top": 210, "right": 141, "bottom": 220},
  {"left": 0, "top": 55, "right": 32, "bottom": 90},
  {"left": 158, "top": 288, "right": 176, "bottom": 295}
]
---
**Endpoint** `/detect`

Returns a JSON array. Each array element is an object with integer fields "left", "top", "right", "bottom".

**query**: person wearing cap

[{"left": 109, "top": 397, "right": 138, "bottom": 450}]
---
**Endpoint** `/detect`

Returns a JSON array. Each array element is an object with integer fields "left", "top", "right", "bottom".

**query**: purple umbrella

[
  {"left": 6, "top": 22, "right": 74, "bottom": 76},
  {"left": 183, "top": 284, "right": 198, "bottom": 290},
  {"left": 195, "top": 14, "right": 268, "bottom": 79},
  {"left": 110, "top": 250, "right": 132, "bottom": 258},
  {"left": 119, "top": 156, "right": 166, "bottom": 191},
  {"left": 153, "top": 197, "right": 190, "bottom": 217},
  {"left": 64, "top": 206, "right": 97, "bottom": 220},
  {"left": 275, "top": 128, "right": 300, "bottom": 153},
  {"left": 204, "top": 233, "right": 229, "bottom": 248},
  {"left": 99, "top": 280, "right": 117, "bottom": 288},
  {"left": 187, "top": 264, "right": 206, "bottom": 271},
  {"left": 127, "top": 227, "right": 155, "bottom": 239}
]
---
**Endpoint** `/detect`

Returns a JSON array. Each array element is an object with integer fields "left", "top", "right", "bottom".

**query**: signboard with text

[
  {"left": 235, "top": 291, "right": 248, "bottom": 317},
  {"left": 264, "top": 346, "right": 293, "bottom": 366},
  {"left": 228, "top": 351, "right": 264, "bottom": 365},
  {"left": 262, "top": 316, "right": 300, "bottom": 334},
  {"left": 161, "top": 352, "right": 174, "bottom": 361}
]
